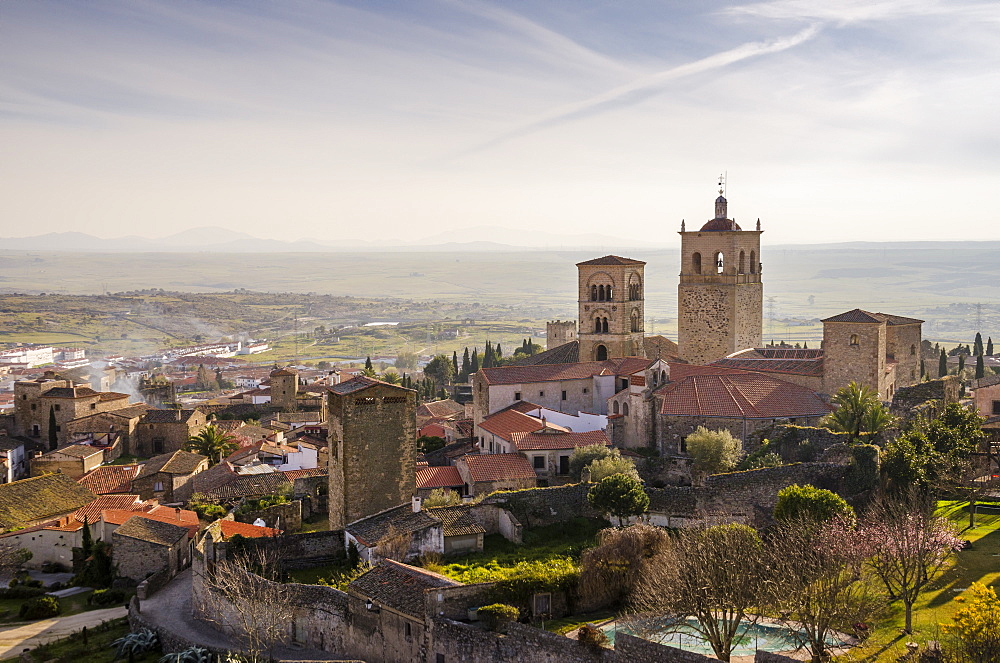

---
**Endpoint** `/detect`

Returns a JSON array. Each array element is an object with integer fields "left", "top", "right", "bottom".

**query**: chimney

[{"left": 412, "top": 496, "right": 422, "bottom": 513}]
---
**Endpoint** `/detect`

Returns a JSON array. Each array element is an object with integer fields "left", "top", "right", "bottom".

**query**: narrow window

[
  {"left": 538, "top": 391, "right": 544, "bottom": 397},
  {"left": 561, "top": 390, "right": 567, "bottom": 401},
  {"left": 607, "top": 286, "right": 613, "bottom": 300},
  {"left": 750, "top": 250, "right": 756, "bottom": 274},
  {"left": 613, "top": 402, "right": 620, "bottom": 415},
  {"left": 595, "top": 345, "right": 608, "bottom": 361},
  {"left": 910, "top": 345, "right": 916, "bottom": 355},
  {"left": 992, "top": 400, "right": 1000, "bottom": 415},
  {"left": 595, "top": 318, "right": 602, "bottom": 333},
  {"left": 598, "top": 285, "right": 605, "bottom": 301},
  {"left": 514, "top": 392, "right": 521, "bottom": 401},
  {"left": 405, "top": 622, "right": 412, "bottom": 637},
  {"left": 622, "top": 403, "right": 629, "bottom": 416},
  {"left": 715, "top": 251, "right": 724, "bottom": 274},
  {"left": 692, "top": 252, "right": 702, "bottom": 274},
  {"left": 602, "top": 318, "right": 609, "bottom": 333},
  {"left": 591, "top": 285, "right": 597, "bottom": 301},
  {"left": 739, "top": 250, "right": 746, "bottom": 274},
  {"left": 849, "top": 334, "right": 859, "bottom": 346},
  {"left": 661, "top": 370, "right": 667, "bottom": 384}
]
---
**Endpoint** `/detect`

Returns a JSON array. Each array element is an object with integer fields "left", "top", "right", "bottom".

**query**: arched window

[
  {"left": 850, "top": 334, "right": 859, "bottom": 346},
  {"left": 622, "top": 402, "right": 629, "bottom": 416},
  {"left": 661, "top": 370, "right": 667, "bottom": 384},
  {"left": 613, "top": 401, "right": 620, "bottom": 415},
  {"left": 595, "top": 318, "right": 602, "bottom": 333},
  {"left": 602, "top": 318, "right": 609, "bottom": 333},
  {"left": 596, "top": 345, "right": 608, "bottom": 361},
  {"left": 598, "top": 285, "right": 605, "bottom": 301},
  {"left": 910, "top": 344, "right": 916, "bottom": 355},
  {"left": 715, "top": 251, "right": 724, "bottom": 274},
  {"left": 750, "top": 250, "right": 756, "bottom": 274},
  {"left": 692, "top": 252, "right": 702, "bottom": 275},
  {"left": 651, "top": 372, "right": 657, "bottom": 386},
  {"left": 739, "top": 250, "right": 746, "bottom": 274},
  {"left": 607, "top": 286, "right": 613, "bottom": 300},
  {"left": 591, "top": 285, "right": 598, "bottom": 301},
  {"left": 631, "top": 311, "right": 640, "bottom": 333}
]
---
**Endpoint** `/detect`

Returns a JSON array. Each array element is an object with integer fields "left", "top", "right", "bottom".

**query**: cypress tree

[
  {"left": 81, "top": 516, "right": 93, "bottom": 556},
  {"left": 471, "top": 349, "right": 480, "bottom": 373},
  {"left": 939, "top": 348, "right": 947, "bottom": 376},
  {"left": 365, "top": 356, "right": 373, "bottom": 371},
  {"left": 452, "top": 351, "right": 459, "bottom": 377},
  {"left": 461, "top": 348, "right": 471, "bottom": 377},
  {"left": 975, "top": 332, "right": 984, "bottom": 356},
  {"left": 528, "top": 337, "right": 537, "bottom": 355},
  {"left": 803, "top": 341, "right": 809, "bottom": 349},
  {"left": 438, "top": 387, "right": 447, "bottom": 400},
  {"left": 48, "top": 405, "right": 58, "bottom": 451},
  {"left": 495, "top": 343, "right": 502, "bottom": 359},
  {"left": 920, "top": 359, "right": 925, "bottom": 378},
  {"left": 989, "top": 337, "right": 994, "bottom": 356},
  {"left": 958, "top": 353, "right": 966, "bottom": 373},
  {"left": 483, "top": 342, "right": 494, "bottom": 369},
  {"left": 976, "top": 353, "right": 985, "bottom": 379}
]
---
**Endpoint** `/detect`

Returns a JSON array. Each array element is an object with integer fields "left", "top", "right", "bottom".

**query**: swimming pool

[{"left": 599, "top": 617, "right": 848, "bottom": 656}]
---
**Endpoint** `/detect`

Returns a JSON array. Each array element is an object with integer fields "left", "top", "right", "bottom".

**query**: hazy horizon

[{"left": 3, "top": 1, "right": 999, "bottom": 246}]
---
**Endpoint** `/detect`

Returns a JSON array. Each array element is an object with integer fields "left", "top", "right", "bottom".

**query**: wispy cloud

[{"left": 457, "top": 23, "right": 821, "bottom": 156}]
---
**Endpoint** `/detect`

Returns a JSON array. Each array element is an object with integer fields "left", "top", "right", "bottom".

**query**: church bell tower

[
  {"left": 577, "top": 255, "right": 646, "bottom": 361},
  {"left": 677, "top": 181, "right": 763, "bottom": 364}
]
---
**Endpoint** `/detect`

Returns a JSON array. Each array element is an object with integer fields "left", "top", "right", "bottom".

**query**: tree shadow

[{"left": 925, "top": 527, "right": 1000, "bottom": 609}]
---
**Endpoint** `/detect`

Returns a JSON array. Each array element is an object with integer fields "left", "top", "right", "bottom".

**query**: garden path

[{"left": 0, "top": 605, "right": 126, "bottom": 659}]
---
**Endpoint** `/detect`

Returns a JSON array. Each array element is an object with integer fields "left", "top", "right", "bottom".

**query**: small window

[
  {"left": 21, "top": 395, "right": 26, "bottom": 400},
  {"left": 622, "top": 403, "right": 629, "bottom": 416},
  {"left": 849, "top": 334, "right": 859, "bottom": 346},
  {"left": 30, "top": 404, "right": 36, "bottom": 411},
  {"left": 561, "top": 390, "right": 567, "bottom": 401},
  {"left": 90, "top": 403, "right": 96, "bottom": 409},
  {"left": 992, "top": 400, "right": 1000, "bottom": 416},
  {"left": 437, "top": 655, "right": 445, "bottom": 663},
  {"left": 154, "top": 481, "right": 164, "bottom": 492},
  {"left": 405, "top": 622, "right": 412, "bottom": 637},
  {"left": 533, "top": 456, "right": 545, "bottom": 470},
  {"left": 692, "top": 252, "right": 702, "bottom": 274},
  {"left": 583, "top": 388, "right": 589, "bottom": 394},
  {"left": 514, "top": 392, "right": 521, "bottom": 401},
  {"left": 54, "top": 404, "right": 60, "bottom": 411},
  {"left": 538, "top": 391, "right": 544, "bottom": 397}
]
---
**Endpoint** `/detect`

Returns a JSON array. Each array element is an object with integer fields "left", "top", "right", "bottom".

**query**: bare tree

[
  {"left": 861, "top": 495, "right": 963, "bottom": 633},
  {"left": 631, "top": 524, "right": 772, "bottom": 663},
  {"left": 578, "top": 524, "right": 670, "bottom": 611},
  {"left": 197, "top": 545, "right": 295, "bottom": 662},
  {"left": 770, "top": 516, "right": 885, "bottom": 663}
]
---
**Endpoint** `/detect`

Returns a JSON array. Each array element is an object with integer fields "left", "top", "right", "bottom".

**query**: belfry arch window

[
  {"left": 631, "top": 311, "right": 640, "bottom": 333},
  {"left": 602, "top": 317, "right": 609, "bottom": 333},
  {"left": 850, "top": 334, "right": 859, "bottom": 346},
  {"left": 591, "top": 285, "right": 598, "bottom": 301},
  {"left": 750, "top": 250, "right": 756, "bottom": 274},
  {"left": 613, "top": 401, "right": 620, "bottom": 415},
  {"left": 622, "top": 402, "right": 629, "bottom": 416},
  {"left": 692, "top": 252, "right": 702, "bottom": 275},
  {"left": 606, "top": 286, "right": 613, "bottom": 300},
  {"left": 628, "top": 280, "right": 642, "bottom": 301},
  {"left": 596, "top": 345, "right": 608, "bottom": 361},
  {"left": 715, "top": 251, "right": 724, "bottom": 274},
  {"left": 598, "top": 285, "right": 605, "bottom": 301},
  {"left": 910, "top": 344, "right": 916, "bottom": 355},
  {"left": 594, "top": 317, "right": 602, "bottom": 333},
  {"left": 739, "top": 250, "right": 746, "bottom": 274},
  {"left": 661, "top": 370, "right": 667, "bottom": 384}
]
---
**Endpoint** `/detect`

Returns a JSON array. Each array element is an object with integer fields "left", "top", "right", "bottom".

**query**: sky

[{"left": 1, "top": 0, "right": 999, "bottom": 246}]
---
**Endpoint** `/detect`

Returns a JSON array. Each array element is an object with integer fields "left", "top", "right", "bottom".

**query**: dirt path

[{"left": 0, "top": 607, "right": 126, "bottom": 659}]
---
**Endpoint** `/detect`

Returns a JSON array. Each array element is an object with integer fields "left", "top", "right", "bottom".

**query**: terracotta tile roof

[
  {"left": 100, "top": 505, "right": 199, "bottom": 536},
  {"left": 269, "top": 367, "right": 298, "bottom": 377},
  {"left": 98, "top": 392, "right": 129, "bottom": 401},
  {"left": 477, "top": 409, "right": 547, "bottom": 441},
  {"left": 0, "top": 474, "right": 97, "bottom": 531},
  {"left": 417, "top": 399, "right": 465, "bottom": 419},
  {"left": 711, "top": 357, "right": 825, "bottom": 377},
  {"left": 346, "top": 504, "right": 439, "bottom": 547},
  {"left": 416, "top": 466, "right": 464, "bottom": 490},
  {"left": 511, "top": 341, "right": 580, "bottom": 366},
  {"left": 821, "top": 309, "right": 923, "bottom": 325},
  {"left": 114, "top": 515, "right": 189, "bottom": 547},
  {"left": 428, "top": 505, "right": 485, "bottom": 537},
  {"left": 480, "top": 357, "right": 651, "bottom": 386},
  {"left": 461, "top": 453, "right": 536, "bottom": 483},
  {"left": 78, "top": 465, "right": 141, "bottom": 494},
  {"left": 349, "top": 560, "right": 460, "bottom": 619},
  {"left": 219, "top": 519, "right": 281, "bottom": 540},
  {"left": 662, "top": 362, "right": 749, "bottom": 381},
  {"left": 136, "top": 450, "right": 207, "bottom": 479},
  {"left": 515, "top": 429, "right": 610, "bottom": 451},
  {"left": 752, "top": 348, "right": 824, "bottom": 359},
  {"left": 204, "top": 472, "right": 290, "bottom": 501},
  {"left": 42, "top": 386, "right": 99, "bottom": 399},
  {"left": 141, "top": 409, "right": 201, "bottom": 424},
  {"left": 190, "top": 461, "right": 238, "bottom": 494},
  {"left": 74, "top": 494, "right": 143, "bottom": 524},
  {"left": 658, "top": 372, "right": 832, "bottom": 419},
  {"left": 576, "top": 255, "right": 646, "bottom": 266},
  {"left": 329, "top": 375, "right": 410, "bottom": 395},
  {"left": 46, "top": 444, "right": 103, "bottom": 459},
  {"left": 281, "top": 467, "right": 326, "bottom": 481},
  {"left": 876, "top": 313, "right": 924, "bottom": 325}
]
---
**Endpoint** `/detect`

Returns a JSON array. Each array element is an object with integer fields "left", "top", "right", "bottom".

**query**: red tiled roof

[
  {"left": 103, "top": 506, "right": 199, "bottom": 537},
  {"left": 416, "top": 466, "right": 464, "bottom": 489},
  {"left": 78, "top": 465, "right": 141, "bottom": 495},
  {"left": 74, "top": 494, "right": 143, "bottom": 524},
  {"left": 576, "top": 255, "right": 646, "bottom": 266},
  {"left": 418, "top": 399, "right": 465, "bottom": 419},
  {"left": 821, "top": 309, "right": 922, "bottom": 326},
  {"left": 219, "top": 519, "right": 281, "bottom": 540},
  {"left": 462, "top": 453, "right": 536, "bottom": 483},
  {"left": 478, "top": 409, "right": 568, "bottom": 441},
  {"left": 711, "top": 357, "right": 825, "bottom": 377},
  {"left": 480, "top": 357, "right": 651, "bottom": 386},
  {"left": 281, "top": 467, "right": 327, "bottom": 481},
  {"left": 515, "top": 429, "right": 609, "bottom": 451},
  {"left": 658, "top": 373, "right": 832, "bottom": 419}
]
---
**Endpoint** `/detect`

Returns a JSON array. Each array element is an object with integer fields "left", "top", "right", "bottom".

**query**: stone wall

[
  {"left": 236, "top": 500, "right": 303, "bottom": 532},
  {"left": 891, "top": 376, "right": 959, "bottom": 421},
  {"left": 747, "top": 424, "right": 852, "bottom": 460},
  {"left": 482, "top": 484, "right": 601, "bottom": 528},
  {"left": 616, "top": 633, "right": 716, "bottom": 662}
]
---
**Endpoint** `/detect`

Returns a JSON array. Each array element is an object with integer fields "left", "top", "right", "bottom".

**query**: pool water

[{"left": 600, "top": 617, "right": 846, "bottom": 656}]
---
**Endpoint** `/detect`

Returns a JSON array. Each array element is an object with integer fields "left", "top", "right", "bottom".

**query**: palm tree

[
  {"left": 823, "top": 381, "right": 895, "bottom": 442},
  {"left": 381, "top": 371, "right": 401, "bottom": 384},
  {"left": 185, "top": 424, "right": 239, "bottom": 465},
  {"left": 360, "top": 366, "right": 378, "bottom": 378}
]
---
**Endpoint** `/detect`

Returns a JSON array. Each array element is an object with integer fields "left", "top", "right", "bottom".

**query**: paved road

[
  {"left": 141, "top": 568, "right": 345, "bottom": 660},
  {"left": 0, "top": 606, "right": 127, "bottom": 659}
]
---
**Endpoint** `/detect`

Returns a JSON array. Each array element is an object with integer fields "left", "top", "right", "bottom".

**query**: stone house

[
  {"left": 651, "top": 367, "right": 831, "bottom": 455},
  {"left": 344, "top": 501, "right": 486, "bottom": 564},
  {"left": 135, "top": 408, "right": 208, "bottom": 457},
  {"left": 132, "top": 450, "right": 209, "bottom": 503},
  {"left": 974, "top": 375, "right": 1000, "bottom": 419},
  {"left": 510, "top": 429, "right": 611, "bottom": 479},
  {"left": 112, "top": 515, "right": 191, "bottom": 582},
  {"left": 30, "top": 444, "right": 105, "bottom": 480},
  {"left": 64, "top": 403, "right": 152, "bottom": 456},
  {"left": 454, "top": 453, "right": 536, "bottom": 496},
  {"left": 97, "top": 505, "right": 199, "bottom": 543},
  {"left": 13, "top": 374, "right": 132, "bottom": 445}
]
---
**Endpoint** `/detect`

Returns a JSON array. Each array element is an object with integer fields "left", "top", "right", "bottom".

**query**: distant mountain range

[
  {"left": 3, "top": 227, "right": 999, "bottom": 253},
  {"left": 0, "top": 226, "right": 667, "bottom": 253}
]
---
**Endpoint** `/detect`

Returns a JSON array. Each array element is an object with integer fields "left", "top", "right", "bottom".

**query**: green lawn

[
  {"left": 0, "top": 590, "right": 108, "bottom": 625},
  {"left": 838, "top": 500, "right": 1000, "bottom": 661}
]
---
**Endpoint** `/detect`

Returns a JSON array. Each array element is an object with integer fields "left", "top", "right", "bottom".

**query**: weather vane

[{"left": 718, "top": 172, "right": 727, "bottom": 196}]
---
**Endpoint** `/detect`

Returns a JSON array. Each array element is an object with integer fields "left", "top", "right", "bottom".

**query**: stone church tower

[
  {"left": 677, "top": 191, "right": 763, "bottom": 364},
  {"left": 577, "top": 256, "right": 646, "bottom": 361}
]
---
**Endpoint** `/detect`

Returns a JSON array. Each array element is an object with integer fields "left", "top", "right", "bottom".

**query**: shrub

[
  {"left": 89, "top": 588, "right": 128, "bottom": 606},
  {"left": 111, "top": 628, "right": 159, "bottom": 660},
  {"left": 23, "top": 578, "right": 43, "bottom": 588},
  {"left": 578, "top": 624, "right": 609, "bottom": 649},
  {"left": 940, "top": 582, "right": 1000, "bottom": 662},
  {"left": 586, "top": 454, "right": 639, "bottom": 483},
  {"left": 477, "top": 603, "right": 519, "bottom": 631},
  {"left": 0, "top": 586, "right": 45, "bottom": 599},
  {"left": 159, "top": 646, "right": 213, "bottom": 663},
  {"left": 423, "top": 488, "right": 462, "bottom": 507},
  {"left": 686, "top": 427, "right": 743, "bottom": 478},
  {"left": 587, "top": 473, "right": 649, "bottom": 525},
  {"left": 774, "top": 483, "right": 855, "bottom": 525},
  {"left": 19, "top": 595, "right": 61, "bottom": 620}
]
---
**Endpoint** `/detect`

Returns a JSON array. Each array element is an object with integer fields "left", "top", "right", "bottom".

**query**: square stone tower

[
  {"left": 326, "top": 376, "right": 416, "bottom": 531},
  {"left": 545, "top": 320, "right": 577, "bottom": 350},
  {"left": 576, "top": 255, "right": 646, "bottom": 361},
  {"left": 269, "top": 366, "right": 299, "bottom": 411},
  {"left": 677, "top": 192, "right": 763, "bottom": 365}
]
